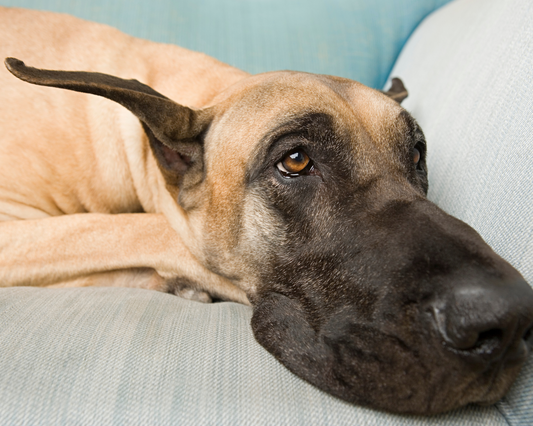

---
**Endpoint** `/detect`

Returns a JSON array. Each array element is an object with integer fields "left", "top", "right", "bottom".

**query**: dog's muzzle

[{"left": 251, "top": 198, "right": 533, "bottom": 415}]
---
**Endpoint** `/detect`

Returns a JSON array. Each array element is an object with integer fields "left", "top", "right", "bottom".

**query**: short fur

[{"left": 1, "top": 7, "right": 532, "bottom": 415}]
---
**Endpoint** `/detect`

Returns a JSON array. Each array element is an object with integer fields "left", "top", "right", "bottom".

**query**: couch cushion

[
  {"left": 2, "top": 0, "right": 451, "bottom": 89},
  {"left": 0, "top": 287, "right": 508, "bottom": 425},
  {"left": 388, "top": 0, "right": 533, "bottom": 424}
]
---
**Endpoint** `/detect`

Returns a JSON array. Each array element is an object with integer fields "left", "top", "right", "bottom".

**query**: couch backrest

[{"left": 2, "top": 0, "right": 452, "bottom": 88}]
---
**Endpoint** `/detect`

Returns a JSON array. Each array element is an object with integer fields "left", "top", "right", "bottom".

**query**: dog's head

[{"left": 6, "top": 58, "right": 533, "bottom": 415}]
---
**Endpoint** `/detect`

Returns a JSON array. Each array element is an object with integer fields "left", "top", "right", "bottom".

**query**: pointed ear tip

[
  {"left": 395, "top": 91, "right": 409, "bottom": 102},
  {"left": 4, "top": 57, "right": 25, "bottom": 73},
  {"left": 385, "top": 77, "right": 408, "bottom": 103},
  {"left": 390, "top": 77, "right": 406, "bottom": 89}
]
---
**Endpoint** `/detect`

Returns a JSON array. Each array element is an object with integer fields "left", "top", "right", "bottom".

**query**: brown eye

[
  {"left": 412, "top": 143, "right": 424, "bottom": 169},
  {"left": 412, "top": 147, "right": 421, "bottom": 165},
  {"left": 277, "top": 150, "right": 311, "bottom": 175}
]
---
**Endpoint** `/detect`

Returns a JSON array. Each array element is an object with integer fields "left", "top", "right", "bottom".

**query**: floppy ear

[
  {"left": 4, "top": 57, "right": 213, "bottom": 186},
  {"left": 382, "top": 77, "right": 408, "bottom": 104}
]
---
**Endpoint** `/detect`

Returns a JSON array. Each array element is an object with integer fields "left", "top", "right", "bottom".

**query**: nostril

[
  {"left": 472, "top": 329, "right": 504, "bottom": 355},
  {"left": 431, "top": 305, "right": 504, "bottom": 353},
  {"left": 440, "top": 327, "right": 503, "bottom": 355},
  {"left": 432, "top": 304, "right": 507, "bottom": 355}
]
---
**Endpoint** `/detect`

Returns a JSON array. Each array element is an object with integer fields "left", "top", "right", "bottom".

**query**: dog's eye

[
  {"left": 413, "top": 147, "right": 421, "bottom": 164},
  {"left": 412, "top": 143, "right": 424, "bottom": 169},
  {"left": 277, "top": 150, "right": 311, "bottom": 176}
]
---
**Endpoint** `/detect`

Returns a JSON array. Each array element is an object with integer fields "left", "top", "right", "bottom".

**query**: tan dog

[{"left": 1, "top": 7, "right": 532, "bottom": 415}]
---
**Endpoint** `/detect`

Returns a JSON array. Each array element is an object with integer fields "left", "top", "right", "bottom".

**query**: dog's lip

[{"left": 502, "top": 339, "right": 530, "bottom": 366}]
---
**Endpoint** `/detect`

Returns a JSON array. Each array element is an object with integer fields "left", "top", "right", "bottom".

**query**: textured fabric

[
  {"left": 0, "top": 287, "right": 508, "bottom": 425},
  {"left": 388, "top": 0, "right": 533, "bottom": 424},
  {"left": 1, "top": 0, "right": 451, "bottom": 89}
]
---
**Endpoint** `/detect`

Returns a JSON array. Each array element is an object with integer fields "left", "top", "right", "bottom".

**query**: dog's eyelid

[{"left": 268, "top": 134, "right": 310, "bottom": 163}]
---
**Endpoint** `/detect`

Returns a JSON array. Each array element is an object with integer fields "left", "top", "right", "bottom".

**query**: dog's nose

[{"left": 432, "top": 277, "right": 533, "bottom": 362}]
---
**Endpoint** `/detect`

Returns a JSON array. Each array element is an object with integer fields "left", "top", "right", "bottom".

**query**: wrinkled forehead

[{"left": 204, "top": 71, "right": 407, "bottom": 180}]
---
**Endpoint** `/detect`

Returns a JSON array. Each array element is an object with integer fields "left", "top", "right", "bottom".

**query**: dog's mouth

[
  {"left": 251, "top": 286, "right": 533, "bottom": 415},
  {"left": 323, "top": 311, "right": 531, "bottom": 414},
  {"left": 456, "top": 335, "right": 531, "bottom": 406},
  {"left": 473, "top": 328, "right": 533, "bottom": 407}
]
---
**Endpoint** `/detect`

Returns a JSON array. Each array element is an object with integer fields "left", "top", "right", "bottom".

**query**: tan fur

[{"left": 0, "top": 7, "right": 403, "bottom": 305}]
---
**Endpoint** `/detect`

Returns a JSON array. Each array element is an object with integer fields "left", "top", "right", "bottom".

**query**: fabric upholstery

[
  {"left": 389, "top": 0, "right": 533, "bottom": 424},
  {"left": 1, "top": 0, "right": 451, "bottom": 89},
  {"left": 0, "top": 287, "right": 508, "bottom": 425},
  {"left": 0, "top": 0, "right": 531, "bottom": 424}
]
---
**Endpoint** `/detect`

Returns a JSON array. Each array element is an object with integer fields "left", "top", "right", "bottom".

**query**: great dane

[{"left": 1, "top": 7, "right": 532, "bottom": 415}]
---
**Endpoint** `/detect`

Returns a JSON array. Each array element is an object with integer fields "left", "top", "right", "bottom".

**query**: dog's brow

[
  {"left": 245, "top": 112, "right": 335, "bottom": 184},
  {"left": 398, "top": 110, "right": 424, "bottom": 143},
  {"left": 266, "top": 112, "right": 331, "bottom": 140}
]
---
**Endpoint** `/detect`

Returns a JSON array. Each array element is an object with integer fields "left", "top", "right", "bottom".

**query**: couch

[{"left": 1, "top": 0, "right": 531, "bottom": 424}]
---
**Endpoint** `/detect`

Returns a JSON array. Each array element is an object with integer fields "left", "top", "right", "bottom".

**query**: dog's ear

[
  {"left": 4, "top": 58, "right": 212, "bottom": 186},
  {"left": 382, "top": 77, "right": 408, "bottom": 104}
]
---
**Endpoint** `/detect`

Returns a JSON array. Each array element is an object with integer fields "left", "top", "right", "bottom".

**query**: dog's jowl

[{"left": 1, "top": 7, "right": 532, "bottom": 415}]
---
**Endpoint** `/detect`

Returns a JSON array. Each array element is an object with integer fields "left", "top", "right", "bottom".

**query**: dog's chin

[
  {"left": 425, "top": 357, "right": 526, "bottom": 414},
  {"left": 470, "top": 348, "right": 529, "bottom": 406},
  {"left": 251, "top": 292, "right": 528, "bottom": 415},
  {"left": 316, "top": 318, "right": 525, "bottom": 415},
  {"left": 450, "top": 336, "right": 531, "bottom": 410}
]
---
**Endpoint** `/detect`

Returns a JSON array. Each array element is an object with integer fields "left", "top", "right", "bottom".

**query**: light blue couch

[{"left": 1, "top": 0, "right": 532, "bottom": 424}]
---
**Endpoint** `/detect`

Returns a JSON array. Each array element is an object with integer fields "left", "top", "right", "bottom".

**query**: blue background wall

[{"left": 2, "top": 0, "right": 452, "bottom": 88}]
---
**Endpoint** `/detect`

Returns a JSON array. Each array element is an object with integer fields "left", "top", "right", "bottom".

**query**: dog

[{"left": 1, "top": 7, "right": 532, "bottom": 415}]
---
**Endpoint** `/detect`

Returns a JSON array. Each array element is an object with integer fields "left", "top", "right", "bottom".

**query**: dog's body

[
  {"left": 1, "top": 7, "right": 533, "bottom": 415},
  {"left": 0, "top": 7, "right": 250, "bottom": 302}
]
